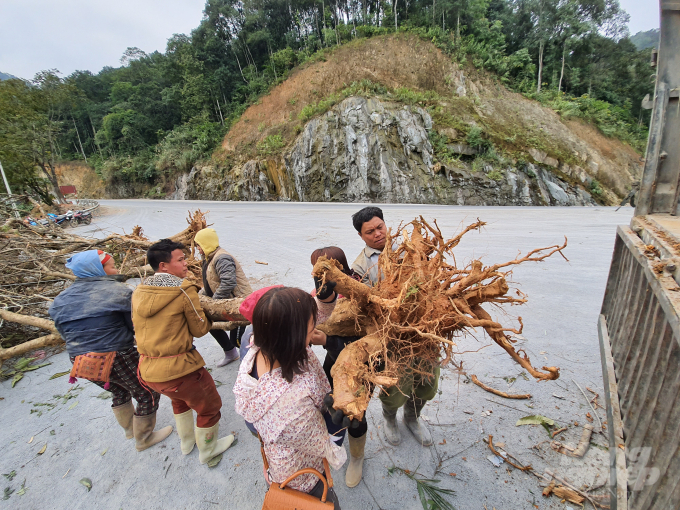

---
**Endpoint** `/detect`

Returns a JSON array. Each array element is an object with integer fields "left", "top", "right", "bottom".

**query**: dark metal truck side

[{"left": 599, "top": 2, "right": 680, "bottom": 509}]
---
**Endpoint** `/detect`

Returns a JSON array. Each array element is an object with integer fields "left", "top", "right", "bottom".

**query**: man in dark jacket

[
  {"left": 194, "top": 228, "right": 253, "bottom": 366},
  {"left": 49, "top": 250, "right": 172, "bottom": 452}
]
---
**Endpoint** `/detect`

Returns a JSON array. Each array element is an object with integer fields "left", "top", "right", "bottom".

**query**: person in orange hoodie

[{"left": 132, "top": 238, "right": 236, "bottom": 465}]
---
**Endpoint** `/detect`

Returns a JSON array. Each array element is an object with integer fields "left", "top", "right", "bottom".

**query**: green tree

[{"left": 0, "top": 72, "right": 83, "bottom": 203}]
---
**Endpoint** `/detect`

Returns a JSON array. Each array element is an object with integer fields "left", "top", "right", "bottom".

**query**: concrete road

[{"left": 0, "top": 200, "right": 634, "bottom": 510}]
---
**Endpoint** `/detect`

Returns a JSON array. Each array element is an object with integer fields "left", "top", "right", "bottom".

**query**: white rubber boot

[
  {"left": 382, "top": 404, "right": 401, "bottom": 445},
  {"left": 345, "top": 433, "right": 366, "bottom": 488},
  {"left": 195, "top": 423, "right": 235, "bottom": 464},
  {"left": 174, "top": 410, "right": 196, "bottom": 455},
  {"left": 111, "top": 400, "right": 134, "bottom": 439},
  {"left": 133, "top": 413, "right": 173, "bottom": 452},
  {"left": 216, "top": 347, "right": 240, "bottom": 367}
]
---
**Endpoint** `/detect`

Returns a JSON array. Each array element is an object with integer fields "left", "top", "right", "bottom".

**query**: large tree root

[
  {"left": 199, "top": 296, "right": 247, "bottom": 322},
  {"left": 330, "top": 332, "right": 399, "bottom": 417},
  {"left": 0, "top": 334, "right": 63, "bottom": 362},
  {"left": 0, "top": 309, "right": 59, "bottom": 333},
  {"left": 470, "top": 375, "right": 532, "bottom": 399},
  {"left": 314, "top": 217, "right": 565, "bottom": 419}
]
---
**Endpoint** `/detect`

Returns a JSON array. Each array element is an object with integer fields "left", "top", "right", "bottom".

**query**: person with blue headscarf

[{"left": 49, "top": 250, "right": 172, "bottom": 452}]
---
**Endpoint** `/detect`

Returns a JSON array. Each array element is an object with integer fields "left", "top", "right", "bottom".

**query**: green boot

[{"left": 382, "top": 403, "right": 401, "bottom": 445}]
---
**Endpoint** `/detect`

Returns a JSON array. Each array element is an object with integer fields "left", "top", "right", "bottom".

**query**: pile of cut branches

[
  {"left": 312, "top": 217, "right": 567, "bottom": 420},
  {"left": 0, "top": 210, "right": 209, "bottom": 362}
]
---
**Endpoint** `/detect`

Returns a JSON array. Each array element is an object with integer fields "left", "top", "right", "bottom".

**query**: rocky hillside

[{"left": 167, "top": 34, "right": 641, "bottom": 206}]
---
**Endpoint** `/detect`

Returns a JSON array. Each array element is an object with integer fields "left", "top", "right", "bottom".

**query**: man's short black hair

[
  {"left": 352, "top": 206, "right": 384, "bottom": 233},
  {"left": 147, "top": 239, "right": 186, "bottom": 271},
  {"left": 252, "top": 287, "right": 318, "bottom": 383}
]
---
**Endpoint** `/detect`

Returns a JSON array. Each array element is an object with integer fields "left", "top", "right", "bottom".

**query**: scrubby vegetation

[
  {"left": 0, "top": 0, "right": 653, "bottom": 198},
  {"left": 531, "top": 91, "right": 648, "bottom": 152}
]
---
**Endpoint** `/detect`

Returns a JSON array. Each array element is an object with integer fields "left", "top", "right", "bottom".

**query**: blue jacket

[{"left": 49, "top": 276, "right": 135, "bottom": 356}]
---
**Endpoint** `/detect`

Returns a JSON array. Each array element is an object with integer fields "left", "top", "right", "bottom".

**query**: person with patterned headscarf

[{"left": 49, "top": 250, "right": 172, "bottom": 452}]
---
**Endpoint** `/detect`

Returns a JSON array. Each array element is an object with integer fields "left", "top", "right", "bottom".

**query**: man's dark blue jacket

[{"left": 49, "top": 276, "right": 135, "bottom": 356}]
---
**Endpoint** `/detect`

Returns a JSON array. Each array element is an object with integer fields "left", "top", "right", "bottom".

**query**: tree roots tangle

[{"left": 313, "top": 216, "right": 566, "bottom": 420}]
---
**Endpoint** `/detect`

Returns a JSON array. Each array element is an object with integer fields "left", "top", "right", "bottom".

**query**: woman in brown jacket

[{"left": 132, "top": 239, "right": 235, "bottom": 465}]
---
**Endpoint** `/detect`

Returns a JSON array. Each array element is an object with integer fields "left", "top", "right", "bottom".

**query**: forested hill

[
  {"left": 630, "top": 29, "right": 659, "bottom": 50},
  {"left": 0, "top": 72, "right": 19, "bottom": 81},
  {"left": 0, "top": 0, "right": 653, "bottom": 205}
]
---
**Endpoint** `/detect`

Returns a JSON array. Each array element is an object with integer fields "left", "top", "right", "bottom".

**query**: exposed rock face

[
  {"left": 287, "top": 97, "right": 436, "bottom": 203},
  {"left": 172, "top": 96, "right": 596, "bottom": 206}
]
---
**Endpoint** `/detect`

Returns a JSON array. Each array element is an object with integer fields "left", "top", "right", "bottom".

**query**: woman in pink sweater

[{"left": 233, "top": 287, "right": 346, "bottom": 508}]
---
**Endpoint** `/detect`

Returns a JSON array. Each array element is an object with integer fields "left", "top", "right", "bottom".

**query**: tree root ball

[{"left": 314, "top": 216, "right": 566, "bottom": 420}]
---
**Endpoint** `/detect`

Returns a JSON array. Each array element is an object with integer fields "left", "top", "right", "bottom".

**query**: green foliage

[
  {"left": 0, "top": 73, "right": 74, "bottom": 202},
  {"left": 487, "top": 169, "right": 504, "bottom": 181},
  {"left": 145, "top": 186, "right": 167, "bottom": 199},
  {"left": 520, "top": 161, "right": 536, "bottom": 178},
  {"left": 393, "top": 87, "right": 441, "bottom": 104},
  {"left": 355, "top": 25, "right": 392, "bottom": 39},
  {"left": 404, "top": 285, "right": 419, "bottom": 301},
  {"left": 630, "top": 29, "right": 659, "bottom": 50},
  {"left": 257, "top": 134, "right": 285, "bottom": 155},
  {"left": 388, "top": 466, "right": 456, "bottom": 510},
  {"left": 298, "top": 93, "right": 343, "bottom": 122},
  {"left": 429, "top": 130, "right": 467, "bottom": 166},
  {"left": 516, "top": 414, "right": 557, "bottom": 436},
  {"left": 100, "top": 151, "right": 157, "bottom": 184},
  {"left": 156, "top": 118, "right": 227, "bottom": 173},
  {"left": 268, "top": 47, "right": 299, "bottom": 74},
  {"left": 590, "top": 179, "right": 604, "bottom": 197},
  {"left": 298, "top": 80, "right": 389, "bottom": 121},
  {"left": 471, "top": 158, "right": 485, "bottom": 173},
  {"left": 343, "top": 79, "right": 388, "bottom": 97},
  {"left": 530, "top": 91, "right": 647, "bottom": 152},
  {"left": 429, "top": 130, "right": 449, "bottom": 159},
  {"left": 466, "top": 127, "right": 493, "bottom": 154}
]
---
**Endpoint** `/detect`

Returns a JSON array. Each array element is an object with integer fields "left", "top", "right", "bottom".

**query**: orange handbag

[
  {"left": 259, "top": 435, "right": 335, "bottom": 510},
  {"left": 69, "top": 351, "right": 116, "bottom": 388}
]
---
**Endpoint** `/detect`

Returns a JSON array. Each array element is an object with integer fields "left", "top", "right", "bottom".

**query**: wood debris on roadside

[
  {"left": 0, "top": 210, "right": 218, "bottom": 362},
  {"left": 471, "top": 375, "right": 532, "bottom": 399},
  {"left": 551, "top": 423, "right": 593, "bottom": 458},
  {"left": 551, "top": 427, "right": 567, "bottom": 438},
  {"left": 542, "top": 482, "right": 585, "bottom": 505},
  {"left": 485, "top": 435, "right": 608, "bottom": 508}
]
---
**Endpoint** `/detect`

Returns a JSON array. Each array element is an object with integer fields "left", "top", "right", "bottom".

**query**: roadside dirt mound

[
  {"left": 563, "top": 119, "right": 642, "bottom": 192},
  {"left": 55, "top": 162, "right": 105, "bottom": 198}
]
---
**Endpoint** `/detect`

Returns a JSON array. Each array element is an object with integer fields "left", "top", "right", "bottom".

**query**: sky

[
  {"left": 619, "top": 0, "right": 660, "bottom": 35},
  {"left": 0, "top": 0, "right": 662, "bottom": 81},
  {"left": 0, "top": 0, "right": 206, "bottom": 80}
]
